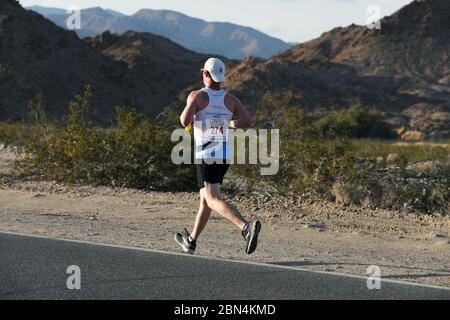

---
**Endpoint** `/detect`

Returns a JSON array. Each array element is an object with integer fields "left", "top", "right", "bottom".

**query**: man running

[{"left": 175, "top": 57, "right": 261, "bottom": 255}]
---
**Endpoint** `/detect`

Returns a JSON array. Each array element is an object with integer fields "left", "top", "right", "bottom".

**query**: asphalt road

[{"left": 1, "top": 232, "right": 449, "bottom": 300}]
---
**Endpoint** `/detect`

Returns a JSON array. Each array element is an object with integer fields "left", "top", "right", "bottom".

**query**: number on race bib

[{"left": 204, "top": 118, "right": 229, "bottom": 142}]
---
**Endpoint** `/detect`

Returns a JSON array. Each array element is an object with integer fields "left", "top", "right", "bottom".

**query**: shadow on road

[{"left": 268, "top": 260, "right": 450, "bottom": 284}]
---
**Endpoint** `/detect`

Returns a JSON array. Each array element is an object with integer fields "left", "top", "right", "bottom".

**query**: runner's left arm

[{"left": 230, "top": 97, "right": 252, "bottom": 129}]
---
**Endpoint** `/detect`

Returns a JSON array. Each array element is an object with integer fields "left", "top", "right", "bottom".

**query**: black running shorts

[{"left": 196, "top": 161, "right": 230, "bottom": 189}]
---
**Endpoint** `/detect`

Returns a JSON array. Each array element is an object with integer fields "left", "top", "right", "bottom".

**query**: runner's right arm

[{"left": 180, "top": 91, "right": 199, "bottom": 127}]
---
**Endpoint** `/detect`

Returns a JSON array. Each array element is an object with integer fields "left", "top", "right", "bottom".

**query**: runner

[{"left": 175, "top": 57, "right": 261, "bottom": 255}]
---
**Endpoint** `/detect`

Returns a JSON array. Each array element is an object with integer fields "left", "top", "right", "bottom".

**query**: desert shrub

[
  {"left": 352, "top": 139, "right": 449, "bottom": 164},
  {"left": 337, "top": 164, "right": 449, "bottom": 214},
  {"left": 230, "top": 92, "right": 358, "bottom": 198},
  {"left": 0, "top": 122, "right": 30, "bottom": 146},
  {"left": 349, "top": 139, "right": 449, "bottom": 213},
  {"left": 0, "top": 95, "right": 44, "bottom": 146},
  {"left": 332, "top": 182, "right": 368, "bottom": 206},
  {"left": 13, "top": 88, "right": 449, "bottom": 214},
  {"left": 316, "top": 104, "right": 397, "bottom": 139},
  {"left": 14, "top": 87, "right": 196, "bottom": 191},
  {"left": 229, "top": 93, "right": 448, "bottom": 214},
  {"left": 276, "top": 119, "right": 357, "bottom": 198}
]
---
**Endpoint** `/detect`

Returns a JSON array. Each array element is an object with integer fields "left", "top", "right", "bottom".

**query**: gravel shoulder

[{"left": 1, "top": 180, "right": 450, "bottom": 288}]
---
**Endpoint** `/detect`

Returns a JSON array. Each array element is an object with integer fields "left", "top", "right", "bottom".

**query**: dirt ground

[{"left": 1, "top": 149, "right": 449, "bottom": 288}]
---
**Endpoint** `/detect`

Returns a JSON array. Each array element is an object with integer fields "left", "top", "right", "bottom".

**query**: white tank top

[{"left": 194, "top": 87, "right": 233, "bottom": 161}]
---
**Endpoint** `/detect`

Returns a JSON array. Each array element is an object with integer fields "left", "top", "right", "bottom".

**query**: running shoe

[
  {"left": 175, "top": 228, "right": 197, "bottom": 254},
  {"left": 242, "top": 221, "right": 261, "bottom": 254}
]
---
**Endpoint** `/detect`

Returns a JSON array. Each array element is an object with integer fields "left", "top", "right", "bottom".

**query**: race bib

[{"left": 204, "top": 118, "right": 229, "bottom": 142}]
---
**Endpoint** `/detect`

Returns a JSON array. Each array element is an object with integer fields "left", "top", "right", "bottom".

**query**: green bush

[
  {"left": 316, "top": 104, "right": 397, "bottom": 139},
  {"left": 352, "top": 139, "right": 449, "bottom": 164},
  {"left": 13, "top": 89, "right": 448, "bottom": 214},
  {"left": 0, "top": 122, "right": 29, "bottom": 146},
  {"left": 14, "top": 87, "right": 196, "bottom": 191},
  {"left": 229, "top": 93, "right": 448, "bottom": 214},
  {"left": 231, "top": 92, "right": 358, "bottom": 198}
]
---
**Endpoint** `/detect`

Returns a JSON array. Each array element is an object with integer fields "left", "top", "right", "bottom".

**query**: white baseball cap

[{"left": 203, "top": 58, "right": 226, "bottom": 83}]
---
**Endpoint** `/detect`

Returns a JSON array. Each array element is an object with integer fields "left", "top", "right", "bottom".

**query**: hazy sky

[{"left": 19, "top": 0, "right": 414, "bottom": 43}]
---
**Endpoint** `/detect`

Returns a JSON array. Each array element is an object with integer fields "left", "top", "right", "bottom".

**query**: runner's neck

[{"left": 206, "top": 84, "right": 221, "bottom": 91}]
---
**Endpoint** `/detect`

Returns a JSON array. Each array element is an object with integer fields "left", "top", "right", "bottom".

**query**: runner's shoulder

[
  {"left": 224, "top": 92, "right": 242, "bottom": 108},
  {"left": 188, "top": 90, "right": 208, "bottom": 101},
  {"left": 188, "top": 90, "right": 209, "bottom": 106}
]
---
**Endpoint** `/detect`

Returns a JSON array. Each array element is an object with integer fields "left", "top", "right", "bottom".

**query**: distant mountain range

[{"left": 26, "top": 5, "right": 292, "bottom": 59}]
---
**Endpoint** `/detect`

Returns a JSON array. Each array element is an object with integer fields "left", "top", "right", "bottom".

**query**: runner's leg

[
  {"left": 190, "top": 188, "right": 212, "bottom": 241},
  {"left": 202, "top": 182, "right": 247, "bottom": 231}
]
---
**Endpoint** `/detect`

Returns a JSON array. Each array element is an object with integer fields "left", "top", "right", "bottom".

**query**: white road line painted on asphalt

[{"left": 1, "top": 230, "right": 450, "bottom": 292}]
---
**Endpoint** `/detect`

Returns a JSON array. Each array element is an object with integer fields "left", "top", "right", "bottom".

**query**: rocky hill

[
  {"left": 84, "top": 30, "right": 231, "bottom": 108},
  {"left": 0, "top": 0, "right": 218, "bottom": 123},
  {"left": 224, "top": 0, "right": 450, "bottom": 139}
]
